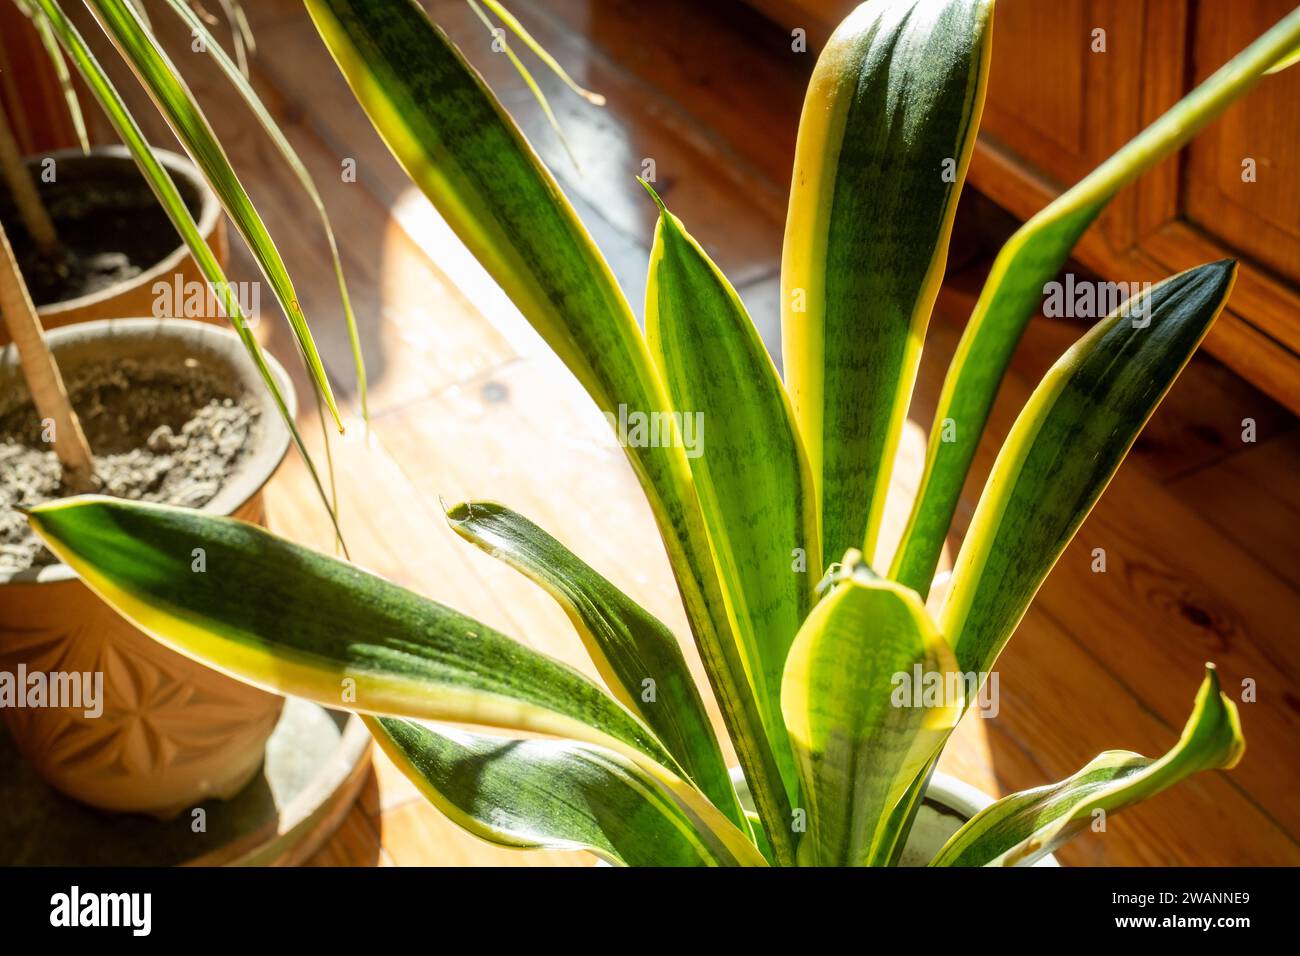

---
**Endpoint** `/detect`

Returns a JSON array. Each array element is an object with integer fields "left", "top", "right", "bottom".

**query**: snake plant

[{"left": 28, "top": 0, "right": 1298, "bottom": 865}]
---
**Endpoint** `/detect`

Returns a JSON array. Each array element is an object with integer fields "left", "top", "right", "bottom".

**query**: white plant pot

[
  {"left": 597, "top": 768, "right": 1060, "bottom": 866},
  {"left": 900, "top": 770, "right": 1060, "bottom": 867}
]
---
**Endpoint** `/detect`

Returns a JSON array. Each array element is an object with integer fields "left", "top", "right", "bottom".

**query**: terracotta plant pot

[
  {"left": 0, "top": 318, "right": 292, "bottom": 819},
  {"left": 0, "top": 145, "right": 227, "bottom": 345}
]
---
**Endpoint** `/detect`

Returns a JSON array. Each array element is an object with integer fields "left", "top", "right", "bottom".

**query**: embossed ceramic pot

[
  {"left": 0, "top": 146, "right": 227, "bottom": 346},
  {"left": 0, "top": 318, "right": 291, "bottom": 819}
]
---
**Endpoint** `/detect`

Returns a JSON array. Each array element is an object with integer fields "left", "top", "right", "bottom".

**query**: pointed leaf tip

[
  {"left": 1198, "top": 258, "right": 1238, "bottom": 286},
  {"left": 444, "top": 500, "right": 502, "bottom": 524},
  {"left": 637, "top": 177, "right": 668, "bottom": 214}
]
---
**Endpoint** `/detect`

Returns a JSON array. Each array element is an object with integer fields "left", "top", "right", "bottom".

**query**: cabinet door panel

[
  {"left": 984, "top": 0, "right": 1088, "bottom": 170},
  {"left": 982, "top": 0, "right": 1146, "bottom": 190},
  {"left": 1187, "top": 0, "right": 1300, "bottom": 286}
]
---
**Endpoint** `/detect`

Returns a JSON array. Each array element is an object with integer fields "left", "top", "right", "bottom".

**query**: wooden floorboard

[
  {"left": 1172, "top": 431, "right": 1300, "bottom": 593},
  {"left": 186, "top": 0, "right": 1300, "bottom": 867},
  {"left": 926, "top": 279, "right": 1300, "bottom": 856}
]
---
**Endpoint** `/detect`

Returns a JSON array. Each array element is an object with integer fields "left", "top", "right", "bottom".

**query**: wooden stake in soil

[
  {"left": 0, "top": 104, "right": 59, "bottom": 256},
  {"left": 0, "top": 218, "right": 96, "bottom": 490}
]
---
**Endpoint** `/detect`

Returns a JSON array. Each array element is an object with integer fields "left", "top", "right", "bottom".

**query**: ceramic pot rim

[
  {"left": 914, "top": 770, "right": 1060, "bottom": 866},
  {"left": 23, "top": 145, "right": 222, "bottom": 318},
  {"left": 724, "top": 765, "right": 1061, "bottom": 866},
  {"left": 0, "top": 317, "right": 296, "bottom": 586}
]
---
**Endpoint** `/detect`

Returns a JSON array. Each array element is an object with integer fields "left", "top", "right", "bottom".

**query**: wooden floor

[{"left": 89, "top": 0, "right": 1300, "bottom": 866}]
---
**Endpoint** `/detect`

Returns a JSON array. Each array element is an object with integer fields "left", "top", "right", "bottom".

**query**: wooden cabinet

[
  {"left": 1187, "top": 0, "right": 1300, "bottom": 286},
  {"left": 748, "top": 0, "right": 1300, "bottom": 413}
]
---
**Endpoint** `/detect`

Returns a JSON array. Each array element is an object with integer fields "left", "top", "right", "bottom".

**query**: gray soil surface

[
  {"left": 16, "top": 247, "right": 142, "bottom": 306},
  {"left": 2, "top": 167, "right": 194, "bottom": 306},
  {"left": 0, "top": 357, "right": 260, "bottom": 573}
]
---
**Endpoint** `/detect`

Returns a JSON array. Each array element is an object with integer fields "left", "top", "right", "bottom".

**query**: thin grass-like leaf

[
  {"left": 81, "top": 0, "right": 344, "bottom": 433},
  {"left": 159, "top": 0, "right": 368, "bottom": 424},
  {"left": 465, "top": 0, "right": 579, "bottom": 172},
  {"left": 125, "top": 0, "right": 148, "bottom": 27},
  {"left": 22, "top": 3, "right": 90, "bottom": 153},
  {"left": 478, "top": 0, "right": 605, "bottom": 104},
  {"left": 34, "top": 0, "right": 344, "bottom": 546},
  {"left": 215, "top": 0, "right": 255, "bottom": 78}
]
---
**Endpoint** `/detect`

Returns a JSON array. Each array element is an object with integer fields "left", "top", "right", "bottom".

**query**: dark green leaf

[
  {"left": 445, "top": 499, "right": 743, "bottom": 829},
  {"left": 369, "top": 718, "right": 765, "bottom": 867}
]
